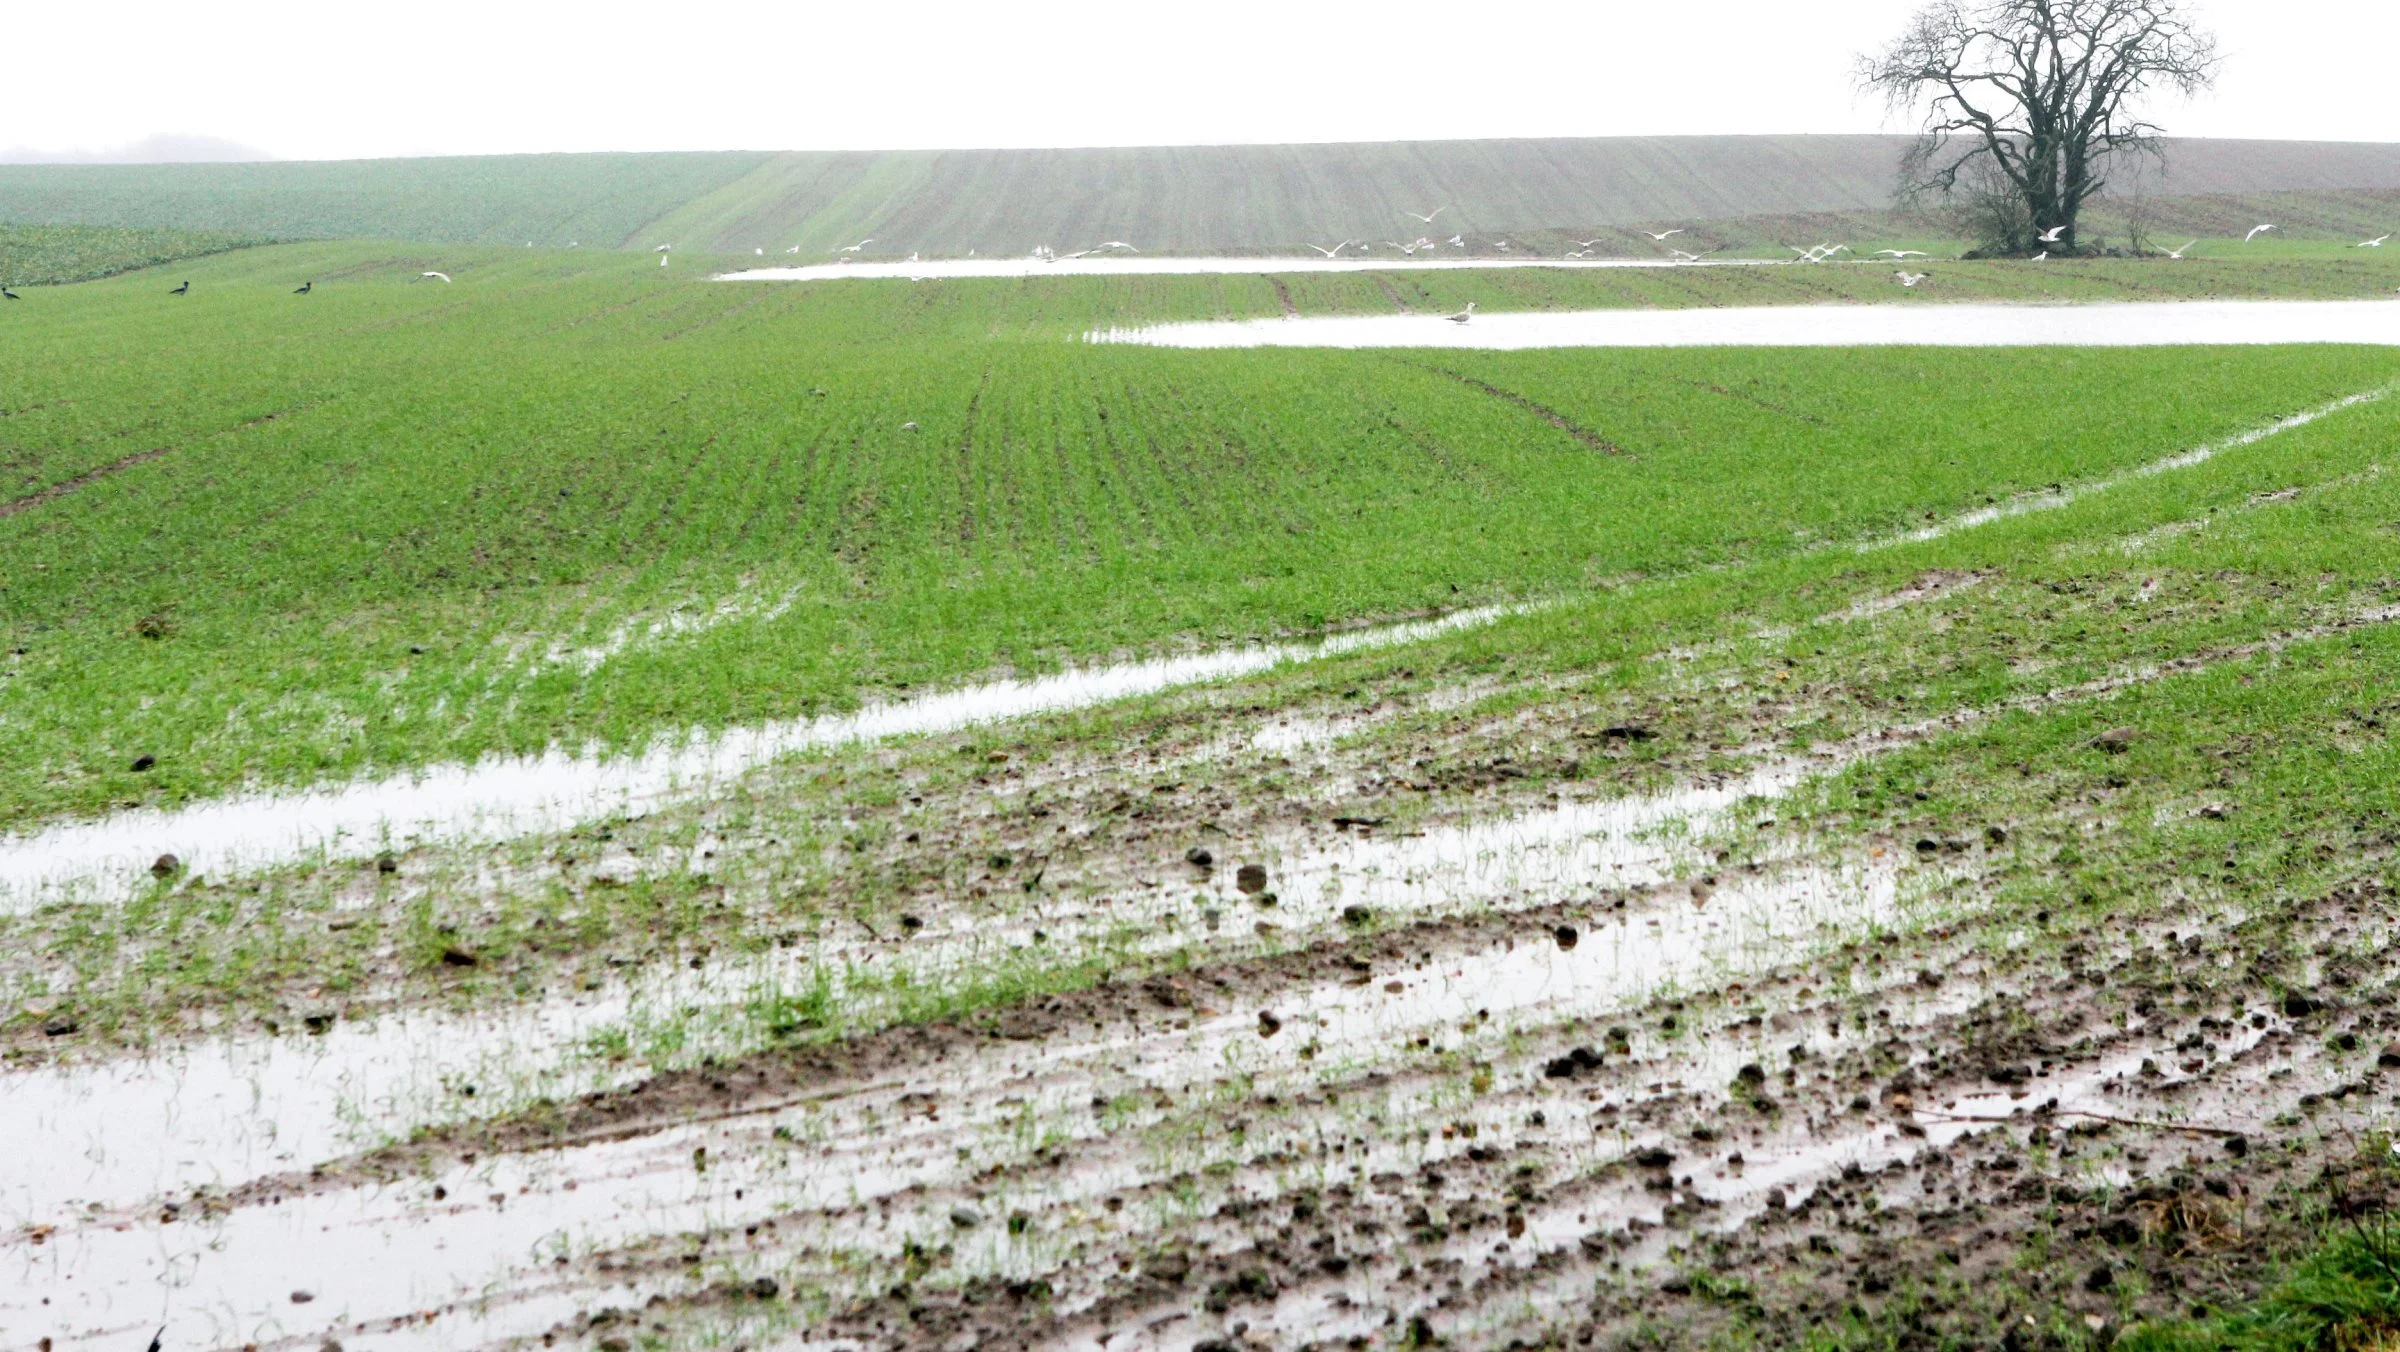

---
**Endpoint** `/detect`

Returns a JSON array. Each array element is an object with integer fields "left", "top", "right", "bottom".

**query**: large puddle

[
  {"left": 717, "top": 256, "right": 1775, "bottom": 283},
  {"left": 1090, "top": 298, "right": 2400, "bottom": 349},
  {"left": 0, "top": 606, "right": 1513, "bottom": 912}
]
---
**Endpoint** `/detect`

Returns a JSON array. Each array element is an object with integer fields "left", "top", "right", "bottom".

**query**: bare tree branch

[{"left": 1859, "top": 0, "right": 2219, "bottom": 255}]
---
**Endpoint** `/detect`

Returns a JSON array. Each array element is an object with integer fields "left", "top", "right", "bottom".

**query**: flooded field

[
  {"left": 15, "top": 245, "right": 2400, "bottom": 1352},
  {"left": 1093, "top": 297, "right": 2400, "bottom": 349}
]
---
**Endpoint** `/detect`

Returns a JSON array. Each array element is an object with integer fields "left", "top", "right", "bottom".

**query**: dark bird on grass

[
  {"left": 293, "top": 282, "right": 313, "bottom": 294},
  {"left": 169, "top": 281, "right": 190, "bottom": 295},
  {"left": 2, "top": 286, "right": 18, "bottom": 300}
]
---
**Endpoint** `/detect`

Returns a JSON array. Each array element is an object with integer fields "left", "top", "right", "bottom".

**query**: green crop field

[
  {"left": 7, "top": 136, "right": 2400, "bottom": 255},
  {"left": 0, "top": 222, "right": 265, "bottom": 285},
  {"left": 18, "top": 235, "right": 2400, "bottom": 1352},
  {"left": 6, "top": 242, "right": 2399, "bottom": 831}
]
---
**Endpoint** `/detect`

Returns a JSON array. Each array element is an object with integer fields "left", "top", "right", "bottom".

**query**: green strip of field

[
  {"left": 4, "top": 242, "right": 2399, "bottom": 831},
  {"left": 0, "top": 223, "right": 266, "bottom": 286}
]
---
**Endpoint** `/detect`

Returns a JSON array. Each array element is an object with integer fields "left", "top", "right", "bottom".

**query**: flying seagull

[
  {"left": 2036, "top": 225, "right": 2068, "bottom": 243},
  {"left": 1444, "top": 301, "right": 1477, "bottom": 325},
  {"left": 1446, "top": 234, "right": 1464, "bottom": 247},
  {"left": 1565, "top": 248, "right": 1591, "bottom": 258},
  {"left": 2166, "top": 240, "right": 2198, "bottom": 259},
  {"left": 1092, "top": 241, "right": 1137, "bottom": 252},
  {"left": 1668, "top": 248, "right": 1707, "bottom": 263},
  {"left": 2029, "top": 251, "right": 2048, "bottom": 262},
  {"left": 836, "top": 238, "right": 874, "bottom": 254},
  {"left": 2244, "top": 223, "right": 2276, "bottom": 242},
  {"left": 1306, "top": 240, "right": 1354, "bottom": 257},
  {"left": 1571, "top": 238, "right": 1605, "bottom": 248},
  {"left": 421, "top": 271, "right": 451, "bottom": 283},
  {"left": 1895, "top": 271, "right": 1928, "bottom": 287},
  {"left": 1641, "top": 228, "right": 1686, "bottom": 241},
  {"left": 1404, "top": 207, "right": 1444, "bottom": 224},
  {"left": 785, "top": 244, "right": 803, "bottom": 254},
  {"left": 293, "top": 282, "right": 312, "bottom": 294},
  {"left": 1873, "top": 249, "right": 1930, "bottom": 258},
  {"left": 169, "top": 281, "right": 190, "bottom": 295},
  {"left": 652, "top": 244, "right": 672, "bottom": 253},
  {"left": 2360, "top": 234, "right": 2391, "bottom": 248}
]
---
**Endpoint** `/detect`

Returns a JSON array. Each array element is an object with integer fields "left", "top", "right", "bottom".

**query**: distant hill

[{"left": 4, "top": 136, "right": 2398, "bottom": 256}]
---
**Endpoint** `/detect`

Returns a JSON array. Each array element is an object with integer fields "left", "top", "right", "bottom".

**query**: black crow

[
  {"left": 294, "top": 282, "right": 313, "bottom": 294},
  {"left": 169, "top": 281, "right": 190, "bottom": 295}
]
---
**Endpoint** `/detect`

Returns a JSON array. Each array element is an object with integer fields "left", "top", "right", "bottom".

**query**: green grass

[
  {"left": 0, "top": 223, "right": 265, "bottom": 286},
  {"left": 7, "top": 242, "right": 2400, "bottom": 829},
  {"left": 2123, "top": 1216, "right": 2400, "bottom": 1350}
]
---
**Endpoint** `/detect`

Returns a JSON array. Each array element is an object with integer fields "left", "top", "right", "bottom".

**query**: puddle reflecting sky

[{"left": 1092, "top": 298, "right": 2400, "bottom": 350}]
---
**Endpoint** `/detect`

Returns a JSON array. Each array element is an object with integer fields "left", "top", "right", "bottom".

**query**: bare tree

[{"left": 1860, "top": 0, "right": 2219, "bottom": 256}]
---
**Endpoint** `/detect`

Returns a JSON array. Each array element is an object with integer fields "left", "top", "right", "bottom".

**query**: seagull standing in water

[{"left": 2245, "top": 223, "right": 2276, "bottom": 242}]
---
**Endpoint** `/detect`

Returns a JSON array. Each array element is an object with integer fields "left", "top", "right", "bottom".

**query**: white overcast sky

[{"left": 4, "top": 0, "right": 2393, "bottom": 162}]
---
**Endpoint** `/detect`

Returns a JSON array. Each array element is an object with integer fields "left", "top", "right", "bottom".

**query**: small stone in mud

[
  {"left": 1631, "top": 1146, "right": 1675, "bottom": 1169},
  {"left": 1600, "top": 724, "right": 1654, "bottom": 741},
  {"left": 2379, "top": 1043, "right": 2400, "bottom": 1068},
  {"left": 375, "top": 852, "right": 398, "bottom": 875},
  {"left": 2084, "top": 1264, "right": 2115, "bottom": 1293},
  {"left": 2224, "top": 1134, "right": 2250, "bottom": 1158},
  {"left": 1985, "top": 824, "right": 2009, "bottom": 844},
  {"left": 2283, "top": 992, "right": 2320, "bottom": 1017},
  {"left": 1185, "top": 847, "right": 1213, "bottom": 868},
  {"left": 150, "top": 853, "right": 181, "bottom": 879},
  {"left": 1341, "top": 904, "right": 1372, "bottom": 927},
  {"left": 1734, "top": 1063, "right": 1766, "bottom": 1088},
  {"left": 1258, "top": 1010, "right": 1283, "bottom": 1038},
  {"left": 747, "top": 1276, "right": 780, "bottom": 1299},
  {"left": 899, "top": 914, "right": 924, "bottom": 932},
  {"left": 1915, "top": 837, "right": 1939, "bottom": 856},
  {"left": 1236, "top": 863, "right": 1268, "bottom": 894},
  {"left": 1689, "top": 880, "right": 1713, "bottom": 905},
  {"left": 439, "top": 944, "right": 480, "bottom": 968},
  {"left": 1764, "top": 1187, "right": 1787, "bottom": 1210},
  {"left": 42, "top": 1015, "right": 78, "bottom": 1037},
  {"left": 291, "top": 1290, "right": 315, "bottom": 1304},
  {"left": 302, "top": 1011, "right": 335, "bottom": 1035},
  {"left": 2200, "top": 803, "right": 2229, "bottom": 819},
  {"left": 1916, "top": 969, "right": 1944, "bottom": 989},
  {"left": 1554, "top": 924, "right": 1579, "bottom": 950},
  {"left": 130, "top": 754, "right": 156, "bottom": 772},
  {"left": 1544, "top": 1047, "right": 1603, "bottom": 1079},
  {"left": 950, "top": 1206, "right": 983, "bottom": 1229},
  {"left": 2093, "top": 726, "right": 2140, "bottom": 753}
]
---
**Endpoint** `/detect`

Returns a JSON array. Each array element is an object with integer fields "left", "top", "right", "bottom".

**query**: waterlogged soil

[{"left": 18, "top": 389, "right": 2400, "bottom": 1350}]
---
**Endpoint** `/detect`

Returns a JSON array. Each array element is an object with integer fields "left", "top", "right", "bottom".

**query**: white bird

[
  {"left": 1571, "top": 238, "right": 1605, "bottom": 248},
  {"left": 1405, "top": 207, "right": 1444, "bottom": 224},
  {"left": 1307, "top": 240, "right": 1354, "bottom": 258},
  {"left": 1668, "top": 248, "right": 1706, "bottom": 263},
  {"left": 421, "top": 271, "right": 451, "bottom": 282},
  {"left": 653, "top": 244, "right": 672, "bottom": 253},
  {"left": 1446, "top": 234, "right": 1464, "bottom": 247},
  {"left": 2359, "top": 234, "right": 2391, "bottom": 248},
  {"left": 2166, "top": 240, "right": 2198, "bottom": 259},
  {"left": 1565, "top": 248, "right": 1592, "bottom": 258},
  {"left": 785, "top": 244, "right": 803, "bottom": 254},
  {"left": 660, "top": 254, "right": 670, "bottom": 267},
  {"left": 1093, "top": 241, "right": 1138, "bottom": 252},
  {"left": 2029, "top": 251, "right": 2048, "bottom": 262},
  {"left": 836, "top": 238, "right": 874, "bottom": 254},
  {"left": 1874, "top": 249, "right": 1930, "bottom": 258},
  {"left": 2244, "top": 223, "right": 2276, "bottom": 242},
  {"left": 1642, "top": 228, "right": 1686, "bottom": 241},
  {"left": 754, "top": 248, "right": 764, "bottom": 255},
  {"left": 567, "top": 242, "right": 578, "bottom": 248},
  {"left": 1444, "top": 301, "right": 1476, "bottom": 324},
  {"left": 1895, "top": 271, "right": 1928, "bottom": 287},
  {"left": 2036, "top": 225, "right": 2067, "bottom": 243}
]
